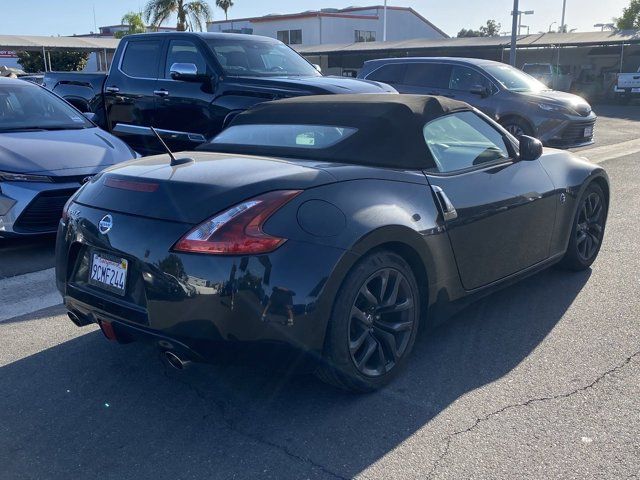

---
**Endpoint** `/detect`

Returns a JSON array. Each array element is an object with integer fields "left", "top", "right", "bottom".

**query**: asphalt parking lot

[{"left": 1, "top": 104, "right": 640, "bottom": 479}]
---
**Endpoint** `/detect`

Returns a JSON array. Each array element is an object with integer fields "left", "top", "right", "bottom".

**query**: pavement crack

[
  {"left": 158, "top": 357, "right": 348, "bottom": 480},
  {"left": 428, "top": 349, "right": 640, "bottom": 479}
]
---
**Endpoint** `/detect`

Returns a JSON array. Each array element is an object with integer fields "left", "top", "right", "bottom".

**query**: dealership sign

[{"left": 0, "top": 51, "right": 17, "bottom": 58}]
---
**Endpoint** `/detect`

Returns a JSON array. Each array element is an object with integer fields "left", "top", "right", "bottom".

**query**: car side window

[
  {"left": 165, "top": 40, "right": 207, "bottom": 78},
  {"left": 449, "top": 66, "right": 493, "bottom": 92},
  {"left": 366, "top": 63, "right": 407, "bottom": 84},
  {"left": 423, "top": 111, "right": 511, "bottom": 173},
  {"left": 403, "top": 63, "right": 452, "bottom": 88},
  {"left": 120, "top": 40, "right": 163, "bottom": 79}
]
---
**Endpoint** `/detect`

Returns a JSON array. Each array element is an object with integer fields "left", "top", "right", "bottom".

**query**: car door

[
  {"left": 153, "top": 38, "right": 222, "bottom": 152},
  {"left": 445, "top": 65, "right": 499, "bottom": 119},
  {"left": 423, "top": 111, "right": 557, "bottom": 290},
  {"left": 104, "top": 38, "right": 163, "bottom": 154}
]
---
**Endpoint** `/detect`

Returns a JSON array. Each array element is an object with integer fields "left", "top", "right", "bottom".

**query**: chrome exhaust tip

[{"left": 163, "top": 350, "right": 191, "bottom": 370}]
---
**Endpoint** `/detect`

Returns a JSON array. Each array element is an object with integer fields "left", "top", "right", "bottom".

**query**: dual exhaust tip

[{"left": 163, "top": 350, "right": 191, "bottom": 370}]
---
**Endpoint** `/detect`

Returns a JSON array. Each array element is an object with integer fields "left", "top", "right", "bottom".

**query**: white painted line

[
  {"left": 0, "top": 268, "right": 61, "bottom": 322},
  {"left": 575, "top": 138, "right": 640, "bottom": 164}
]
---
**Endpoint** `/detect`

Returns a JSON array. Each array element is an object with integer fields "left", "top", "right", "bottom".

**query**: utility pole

[
  {"left": 509, "top": 0, "right": 519, "bottom": 66},
  {"left": 383, "top": 0, "right": 388, "bottom": 42},
  {"left": 560, "top": 0, "right": 567, "bottom": 33}
]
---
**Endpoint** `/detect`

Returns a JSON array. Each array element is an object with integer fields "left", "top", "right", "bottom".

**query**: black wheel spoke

[
  {"left": 360, "top": 285, "right": 378, "bottom": 306},
  {"left": 575, "top": 190, "right": 605, "bottom": 262},
  {"left": 349, "top": 329, "right": 370, "bottom": 354},
  {"left": 356, "top": 337, "right": 377, "bottom": 370},
  {"left": 351, "top": 305, "right": 369, "bottom": 327}
]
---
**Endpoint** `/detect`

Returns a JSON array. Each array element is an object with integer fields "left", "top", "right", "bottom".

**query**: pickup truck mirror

[{"left": 170, "top": 63, "right": 202, "bottom": 82}]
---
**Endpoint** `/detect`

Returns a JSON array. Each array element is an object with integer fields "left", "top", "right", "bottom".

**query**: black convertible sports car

[{"left": 55, "top": 95, "right": 609, "bottom": 392}]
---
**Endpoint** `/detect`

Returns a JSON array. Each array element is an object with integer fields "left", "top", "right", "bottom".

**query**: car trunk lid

[{"left": 74, "top": 152, "right": 336, "bottom": 224}]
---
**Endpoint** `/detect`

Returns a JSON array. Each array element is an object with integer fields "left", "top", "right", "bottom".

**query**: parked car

[
  {"left": 44, "top": 32, "right": 395, "bottom": 155},
  {"left": 358, "top": 57, "right": 596, "bottom": 148},
  {"left": 522, "top": 63, "right": 573, "bottom": 92},
  {"left": 56, "top": 94, "right": 609, "bottom": 392},
  {"left": 0, "top": 77, "right": 136, "bottom": 237},
  {"left": 613, "top": 66, "right": 640, "bottom": 103}
]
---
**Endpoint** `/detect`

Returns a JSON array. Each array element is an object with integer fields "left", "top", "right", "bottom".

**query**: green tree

[
  {"left": 616, "top": 0, "right": 640, "bottom": 29},
  {"left": 115, "top": 12, "right": 147, "bottom": 38},
  {"left": 216, "top": 0, "right": 234, "bottom": 21},
  {"left": 16, "top": 51, "right": 89, "bottom": 73},
  {"left": 144, "top": 0, "right": 213, "bottom": 32},
  {"left": 457, "top": 19, "right": 501, "bottom": 38},
  {"left": 457, "top": 28, "right": 483, "bottom": 38},
  {"left": 479, "top": 19, "right": 501, "bottom": 37}
]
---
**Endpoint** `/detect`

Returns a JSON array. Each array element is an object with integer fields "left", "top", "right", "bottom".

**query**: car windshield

[
  {"left": 206, "top": 38, "right": 320, "bottom": 78},
  {"left": 484, "top": 64, "right": 551, "bottom": 93},
  {"left": 0, "top": 82, "right": 93, "bottom": 132},
  {"left": 212, "top": 124, "right": 357, "bottom": 149}
]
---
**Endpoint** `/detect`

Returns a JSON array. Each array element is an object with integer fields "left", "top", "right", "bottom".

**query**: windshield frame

[
  {"left": 205, "top": 38, "right": 321, "bottom": 78},
  {"left": 0, "top": 81, "right": 94, "bottom": 133},
  {"left": 484, "top": 64, "right": 551, "bottom": 93}
]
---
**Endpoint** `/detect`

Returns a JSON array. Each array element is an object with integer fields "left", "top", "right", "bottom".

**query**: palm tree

[
  {"left": 143, "top": 0, "right": 213, "bottom": 32},
  {"left": 114, "top": 12, "right": 147, "bottom": 38},
  {"left": 216, "top": 0, "right": 234, "bottom": 21}
]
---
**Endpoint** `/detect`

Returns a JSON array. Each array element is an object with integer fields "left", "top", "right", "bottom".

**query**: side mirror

[
  {"left": 312, "top": 64, "right": 322, "bottom": 74},
  {"left": 82, "top": 112, "right": 97, "bottom": 123},
  {"left": 519, "top": 135, "right": 543, "bottom": 161},
  {"left": 470, "top": 84, "right": 489, "bottom": 97},
  {"left": 170, "top": 63, "right": 201, "bottom": 82}
]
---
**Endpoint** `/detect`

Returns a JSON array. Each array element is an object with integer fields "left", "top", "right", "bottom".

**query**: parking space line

[
  {"left": 0, "top": 268, "right": 61, "bottom": 322},
  {"left": 575, "top": 138, "right": 640, "bottom": 164}
]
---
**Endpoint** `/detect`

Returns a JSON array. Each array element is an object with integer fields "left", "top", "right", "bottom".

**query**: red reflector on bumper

[{"left": 98, "top": 320, "right": 118, "bottom": 341}]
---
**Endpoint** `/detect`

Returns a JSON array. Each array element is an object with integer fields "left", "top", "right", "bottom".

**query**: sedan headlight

[
  {"left": 0, "top": 171, "right": 52, "bottom": 182},
  {"left": 536, "top": 103, "right": 577, "bottom": 116}
]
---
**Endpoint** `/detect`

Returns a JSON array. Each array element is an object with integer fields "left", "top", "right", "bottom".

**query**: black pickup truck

[{"left": 44, "top": 32, "right": 395, "bottom": 154}]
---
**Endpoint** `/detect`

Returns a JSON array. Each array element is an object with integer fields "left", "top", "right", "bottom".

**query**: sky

[{"left": 0, "top": 0, "right": 631, "bottom": 38}]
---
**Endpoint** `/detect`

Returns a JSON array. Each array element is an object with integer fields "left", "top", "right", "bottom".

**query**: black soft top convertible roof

[{"left": 198, "top": 94, "right": 472, "bottom": 169}]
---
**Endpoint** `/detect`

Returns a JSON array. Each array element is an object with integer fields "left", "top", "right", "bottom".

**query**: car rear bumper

[{"left": 56, "top": 203, "right": 352, "bottom": 358}]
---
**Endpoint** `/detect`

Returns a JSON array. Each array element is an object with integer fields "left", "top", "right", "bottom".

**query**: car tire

[
  {"left": 559, "top": 182, "right": 608, "bottom": 271},
  {"left": 500, "top": 117, "right": 534, "bottom": 138},
  {"left": 315, "top": 250, "right": 420, "bottom": 393}
]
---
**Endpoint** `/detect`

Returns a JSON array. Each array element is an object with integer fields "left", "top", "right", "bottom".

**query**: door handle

[
  {"left": 431, "top": 186, "right": 458, "bottom": 221},
  {"left": 154, "top": 89, "right": 170, "bottom": 97},
  {"left": 105, "top": 86, "right": 120, "bottom": 93}
]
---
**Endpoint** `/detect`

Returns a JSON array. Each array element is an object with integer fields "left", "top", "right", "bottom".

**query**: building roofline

[{"left": 207, "top": 5, "right": 449, "bottom": 38}]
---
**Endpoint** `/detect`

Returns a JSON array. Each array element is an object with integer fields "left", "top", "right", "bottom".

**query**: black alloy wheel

[
  {"left": 560, "top": 182, "right": 607, "bottom": 271},
  {"left": 575, "top": 191, "right": 605, "bottom": 261},
  {"left": 348, "top": 268, "right": 415, "bottom": 377},
  {"left": 315, "top": 250, "right": 420, "bottom": 392}
]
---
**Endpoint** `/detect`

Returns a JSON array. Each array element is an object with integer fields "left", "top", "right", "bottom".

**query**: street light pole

[
  {"left": 510, "top": 0, "right": 519, "bottom": 66},
  {"left": 383, "top": 0, "right": 388, "bottom": 42},
  {"left": 560, "top": 0, "right": 567, "bottom": 33}
]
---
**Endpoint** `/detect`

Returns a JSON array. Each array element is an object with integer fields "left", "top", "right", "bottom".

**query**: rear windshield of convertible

[{"left": 212, "top": 124, "right": 358, "bottom": 149}]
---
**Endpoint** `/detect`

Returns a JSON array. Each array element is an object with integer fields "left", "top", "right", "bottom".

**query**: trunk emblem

[{"left": 98, "top": 214, "right": 113, "bottom": 234}]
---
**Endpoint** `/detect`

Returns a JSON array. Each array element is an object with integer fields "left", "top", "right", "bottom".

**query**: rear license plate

[
  {"left": 584, "top": 126, "right": 593, "bottom": 138},
  {"left": 89, "top": 252, "right": 128, "bottom": 295}
]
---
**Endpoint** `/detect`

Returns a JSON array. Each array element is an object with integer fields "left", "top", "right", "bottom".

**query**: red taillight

[{"left": 173, "top": 190, "right": 302, "bottom": 255}]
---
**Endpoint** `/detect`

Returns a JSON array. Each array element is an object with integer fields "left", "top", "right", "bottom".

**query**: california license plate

[
  {"left": 89, "top": 252, "right": 128, "bottom": 295},
  {"left": 584, "top": 126, "right": 593, "bottom": 138}
]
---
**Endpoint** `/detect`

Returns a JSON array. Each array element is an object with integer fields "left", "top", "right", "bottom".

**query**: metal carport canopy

[
  {"left": 0, "top": 35, "right": 119, "bottom": 52},
  {"left": 294, "top": 29, "right": 640, "bottom": 56}
]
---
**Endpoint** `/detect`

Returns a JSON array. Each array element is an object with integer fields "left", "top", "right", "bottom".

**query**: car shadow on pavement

[{"left": 0, "top": 267, "right": 591, "bottom": 479}]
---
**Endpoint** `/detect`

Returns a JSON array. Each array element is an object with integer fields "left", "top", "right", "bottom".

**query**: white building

[{"left": 207, "top": 5, "right": 448, "bottom": 46}]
